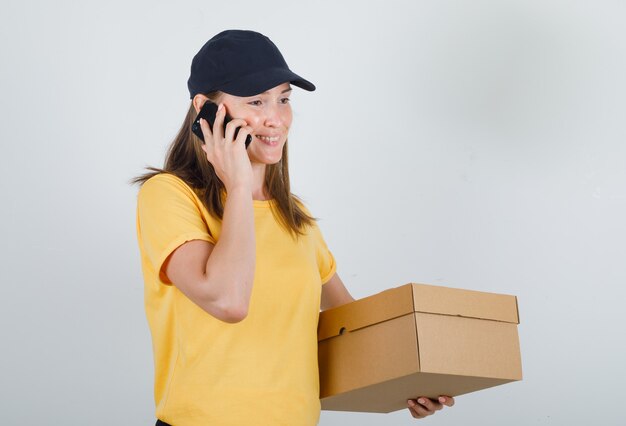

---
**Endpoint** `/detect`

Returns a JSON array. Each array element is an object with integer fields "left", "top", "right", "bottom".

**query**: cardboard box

[{"left": 318, "top": 283, "right": 522, "bottom": 413}]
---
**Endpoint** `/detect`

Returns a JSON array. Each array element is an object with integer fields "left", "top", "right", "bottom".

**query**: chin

[
  {"left": 249, "top": 143, "right": 285, "bottom": 165},
  {"left": 258, "top": 155, "right": 283, "bottom": 165}
]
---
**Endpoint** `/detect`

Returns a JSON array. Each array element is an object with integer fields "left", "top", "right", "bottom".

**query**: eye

[
  {"left": 280, "top": 97, "right": 291, "bottom": 104},
  {"left": 248, "top": 100, "right": 262, "bottom": 106}
]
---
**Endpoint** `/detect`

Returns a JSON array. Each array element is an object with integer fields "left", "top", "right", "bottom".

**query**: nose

[{"left": 263, "top": 103, "right": 283, "bottom": 128}]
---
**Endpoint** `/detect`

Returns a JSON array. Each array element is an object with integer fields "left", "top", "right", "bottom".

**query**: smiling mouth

[{"left": 256, "top": 135, "right": 280, "bottom": 142}]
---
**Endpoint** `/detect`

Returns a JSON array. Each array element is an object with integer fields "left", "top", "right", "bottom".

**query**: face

[{"left": 221, "top": 82, "right": 293, "bottom": 165}]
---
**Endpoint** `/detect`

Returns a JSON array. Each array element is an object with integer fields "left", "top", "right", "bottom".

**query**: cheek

[
  {"left": 243, "top": 114, "right": 263, "bottom": 129},
  {"left": 223, "top": 101, "right": 258, "bottom": 127},
  {"left": 283, "top": 109, "right": 293, "bottom": 128}
]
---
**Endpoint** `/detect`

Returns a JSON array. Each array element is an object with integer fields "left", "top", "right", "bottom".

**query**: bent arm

[
  {"left": 165, "top": 186, "right": 255, "bottom": 323},
  {"left": 321, "top": 273, "right": 355, "bottom": 311}
]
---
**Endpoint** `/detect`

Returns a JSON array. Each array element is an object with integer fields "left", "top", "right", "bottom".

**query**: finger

[
  {"left": 407, "top": 407, "right": 425, "bottom": 419},
  {"left": 234, "top": 125, "right": 253, "bottom": 147},
  {"left": 199, "top": 118, "right": 214, "bottom": 145},
  {"left": 407, "top": 401, "right": 426, "bottom": 419},
  {"left": 198, "top": 124, "right": 216, "bottom": 160},
  {"left": 224, "top": 118, "right": 249, "bottom": 143},
  {"left": 213, "top": 103, "right": 226, "bottom": 140},
  {"left": 417, "top": 397, "right": 442, "bottom": 412},
  {"left": 438, "top": 396, "right": 455, "bottom": 407},
  {"left": 407, "top": 399, "right": 434, "bottom": 418},
  {"left": 199, "top": 140, "right": 215, "bottom": 166}
]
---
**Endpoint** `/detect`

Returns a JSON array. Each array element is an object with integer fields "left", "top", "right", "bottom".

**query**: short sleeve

[
  {"left": 136, "top": 174, "right": 216, "bottom": 284},
  {"left": 311, "top": 223, "right": 337, "bottom": 284}
]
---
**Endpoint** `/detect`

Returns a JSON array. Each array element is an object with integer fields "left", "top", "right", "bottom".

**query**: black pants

[{"left": 155, "top": 421, "right": 171, "bottom": 426}]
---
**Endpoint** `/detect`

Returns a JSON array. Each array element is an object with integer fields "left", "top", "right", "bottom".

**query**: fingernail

[
  {"left": 218, "top": 103, "right": 224, "bottom": 111},
  {"left": 418, "top": 398, "right": 426, "bottom": 405},
  {"left": 407, "top": 400, "right": 415, "bottom": 407},
  {"left": 439, "top": 397, "right": 446, "bottom": 403}
]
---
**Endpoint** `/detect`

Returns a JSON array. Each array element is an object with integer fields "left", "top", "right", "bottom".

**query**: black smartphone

[{"left": 191, "top": 102, "right": 252, "bottom": 148}]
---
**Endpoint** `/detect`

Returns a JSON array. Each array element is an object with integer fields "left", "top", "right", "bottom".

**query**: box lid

[{"left": 318, "top": 283, "right": 519, "bottom": 341}]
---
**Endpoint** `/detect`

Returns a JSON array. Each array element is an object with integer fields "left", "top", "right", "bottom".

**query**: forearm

[{"left": 203, "top": 186, "right": 256, "bottom": 320}]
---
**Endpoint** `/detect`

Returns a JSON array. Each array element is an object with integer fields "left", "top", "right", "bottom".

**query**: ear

[{"left": 192, "top": 94, "right": 210, "bottom": 113}]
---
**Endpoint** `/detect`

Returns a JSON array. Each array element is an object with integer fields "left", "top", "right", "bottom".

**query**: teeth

[{"left": 257, "top": 135, "right": 279, "bottom": 142}]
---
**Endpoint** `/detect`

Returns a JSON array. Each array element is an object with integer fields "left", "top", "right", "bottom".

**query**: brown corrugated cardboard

[{"left": 318, "top": 283, "right": 522, "bottom": 413}]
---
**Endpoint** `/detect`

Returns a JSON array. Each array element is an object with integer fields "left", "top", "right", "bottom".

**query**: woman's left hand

[{"left": 406, "top": 395, "right": 455, "bottom": 419}]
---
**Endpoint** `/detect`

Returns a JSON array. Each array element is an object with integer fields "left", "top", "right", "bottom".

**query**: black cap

[{"left": 187, "top": 30, "right": 316, "bottom": 98}]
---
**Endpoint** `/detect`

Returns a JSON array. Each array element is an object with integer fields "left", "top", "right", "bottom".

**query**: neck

[{"left": 251, "top": 163, "right": 269, "bottom": 200}]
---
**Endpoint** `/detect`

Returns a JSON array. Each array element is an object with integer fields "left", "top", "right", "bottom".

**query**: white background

[{"left": 1, "top": 1, "right": 625, "bottom": 425}]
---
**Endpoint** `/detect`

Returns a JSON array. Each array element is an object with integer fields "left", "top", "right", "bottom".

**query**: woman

[{"left": 135, "top": 29, "right": 453, "bottom": 425}]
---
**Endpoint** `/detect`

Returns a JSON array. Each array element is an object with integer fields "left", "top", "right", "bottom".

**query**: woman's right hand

[
  {"left": 198, "top": 103, "right": 253, "bottom": 192},
  {"left": 168, "top": 103, "right": 256, "bottom": 323}
]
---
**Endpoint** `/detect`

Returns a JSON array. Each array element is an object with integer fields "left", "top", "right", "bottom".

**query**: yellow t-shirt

[{"left": 136, "top": 173, "right": 336, "bottom": 426}]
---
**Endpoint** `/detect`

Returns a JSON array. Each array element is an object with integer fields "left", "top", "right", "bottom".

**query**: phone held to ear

[{"left": 192, "top": 102, "right": 252, "bottom": 149}]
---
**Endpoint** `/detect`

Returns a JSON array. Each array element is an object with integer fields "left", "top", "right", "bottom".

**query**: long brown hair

[{"left": 131, "top": 93, "right": 316, "bottom": 237}]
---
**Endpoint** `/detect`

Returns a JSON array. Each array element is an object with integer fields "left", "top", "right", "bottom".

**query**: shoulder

[
  {"left": 138, "top": 173, "right": 196, "bottom": 199},
  {"left": 137, "top": 173, "right": 204, "bottom": 213},
  {"left": 292, "top": 198, "right": 327, "bottom": 240},
  {"left": 140, "top": 172, "right": 192, "bottom": 192}
]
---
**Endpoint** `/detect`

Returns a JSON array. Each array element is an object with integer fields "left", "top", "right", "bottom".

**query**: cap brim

[{"left": 219, "top": 67, "right": 315, "bottom": 96}]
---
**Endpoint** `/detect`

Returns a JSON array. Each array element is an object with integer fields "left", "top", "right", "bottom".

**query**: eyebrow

[{"left": 261, "top": 87, "right": 293, "bottom": 95}]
